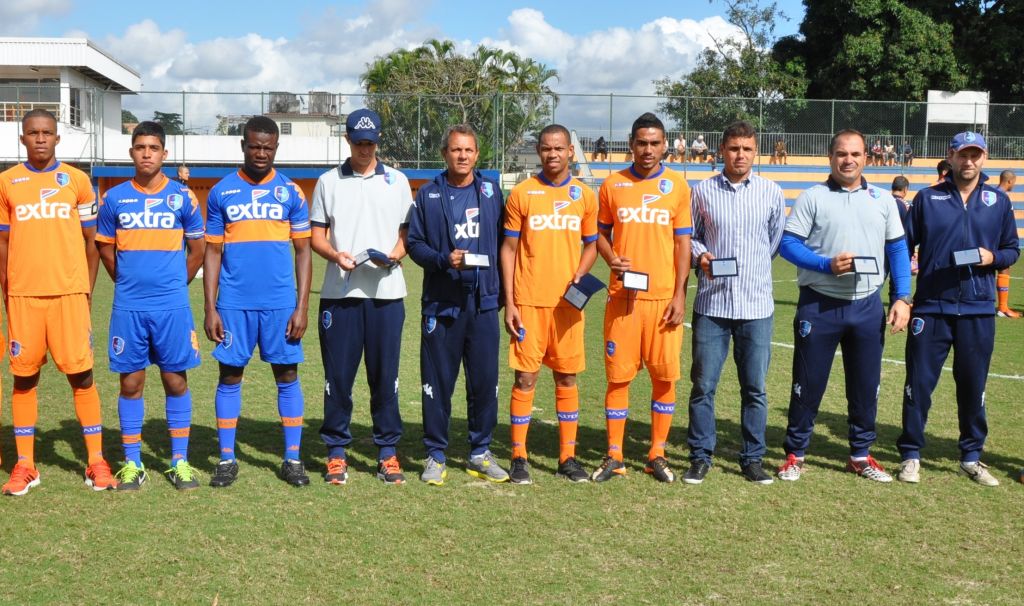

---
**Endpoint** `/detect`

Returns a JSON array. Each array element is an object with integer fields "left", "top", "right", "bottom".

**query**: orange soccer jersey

[
  {"left": 504, "top": 173, "right": 598, "bottom": 307},
  {"left": 0, "top": 162, "right": 97, "bottom": 296},
  {"left": 598, "top": 166, "right": 692, "bottom": 300}
]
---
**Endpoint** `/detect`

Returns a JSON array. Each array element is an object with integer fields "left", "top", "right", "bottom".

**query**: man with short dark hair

[
  {"left": 777, "top": 129, "right": 912, "bottom": 483},
  {"left": 683, "top": 120, "right": 786, "bottom": 485},
  {"left": 204, "top": 115, "right": 313, "bottom": 488},
  {"left": 98, "top": 121, "right": 205, "bottom": 490},
  {"left": 406, "top": 124, "right": 508, "bottom": 485},
  {"left": 996, "top": 170, "right": 1018, "bottom": 318},
  {"left": 896, "top": 132, "right": 1019, "bottom": 486},
  {"left": 311, "top": 108, "right": 413, "bottom": 485}
]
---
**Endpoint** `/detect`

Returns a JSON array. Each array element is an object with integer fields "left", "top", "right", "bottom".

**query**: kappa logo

[
  {"left": 225, "top": 190, "right": 284, "bottom": 221},
  {"left": 11, "top": 177, "right": 29, "bottom": 184},
  {"left": 428, "top": 192, "right": 440, "bottom": 198},
  {"left": 422, "top": 383, "right": 434, "bottom": 399},
  {"left": 798, "top": 320, "right": 812, "bottom": 337},
  {"left": 274, "top": 185, "right": 290, "bottom": 203},
  {"left": 166, "top": 193, "right": 183, "bottom": 211},
  {"left": 353, "top": 116, "right": 377, "bottom": 130},
  {"left": 529, "top": 200, "right": 580, "bottom": 231},
  {"left": 481, "top": 182, "right": 494, "bottom": 198},
  {"left": 606, "top": 340, "right": 616, "bottom": 356},
  {"left": 9, "top": 340, "right": 21, "bottom": 357},
  {"left": 324, "top": 380, "right": 331, "bottom": 396},
  {"left": 424, "top": 316, "right": 437, "bottom": 333},
  {"left": 614, "top": 181, "right": 633, "bottom": 188},
  {"left": 931, "top": 194, "right": 952, "bottom": 200},
  {"left": 119, "top": 199, "right": 175, "bottom": 229},
  {"left": 911, "top": 317, "right": 925, "bottom": 336},
  {"left": 658, "top": 179, "right": 673, "bottom": 195},
  {"left": 981, "top": 191, "right": 996, "bottom": 206},
  {"left": 793, "top": 382, "right": 802, "bottom": 397},
  {"left": 16, "top": 188, "right": 72, "bottom": 221},
  {"left": 321, "top": 310, "right": 332, "bottom": 329},
  {"left": 904, "top": 385, "right": 912, "bottom": 399},
  {"left": 394, "top": 378, "right": 399, "bottom": 393},
  {"left": 56, "top": 172, "right": 70, "bottom": 187},
  {"left": 568, "top": 185, "right": 582, "bottom": 201},
  {"left": 112, "top": 336, "right": 125, "bottom": 356},
  {"left": 455, "top": 208, "right": 480, "bottom": 239}
]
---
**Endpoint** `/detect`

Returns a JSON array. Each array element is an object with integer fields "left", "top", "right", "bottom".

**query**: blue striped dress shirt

[{"left": 690, "top": 173, "right": 787, "bottom": 320}]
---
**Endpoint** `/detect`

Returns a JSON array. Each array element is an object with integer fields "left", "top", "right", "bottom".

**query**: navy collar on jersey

[
  {"left": 23, "top": 160, "right": 60, "bottom": 173},
  {"left": 340, "top": 157, "right": 386, "bottom": 177},
  {"left": 825, "top": 175, "right": 868, "bottom": 192},
  {"left": 628, "top": 163, "right": 665, "bottom": 180},
  {"left": 536, "top": 172, "right": 571, "bottom": 188}
]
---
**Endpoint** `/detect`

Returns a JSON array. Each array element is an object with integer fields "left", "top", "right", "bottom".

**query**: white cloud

[{"left": 0, "top": 0, "right": 71, "bottom": 35}]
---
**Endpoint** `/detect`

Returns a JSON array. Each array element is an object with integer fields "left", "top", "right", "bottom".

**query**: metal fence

[{"left": 1, "top": 86, "right": 1022, "bottom": 169}]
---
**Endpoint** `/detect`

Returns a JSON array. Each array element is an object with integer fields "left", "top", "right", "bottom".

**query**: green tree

[
  {"left": 361, "top": 39, "right": 557, "bottom": 169},
  {"left": 654, "top": 0, "right": 807, "bottom": 134},
  {"left": 152, "top": 110, "right": 183, "bottom": 135},
  {"left": 121, "top": 109, "right": 140, "bottom": 134}
]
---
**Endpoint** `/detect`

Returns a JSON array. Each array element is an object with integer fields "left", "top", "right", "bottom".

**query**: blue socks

[
  {"left": 166, "top": 391, "right": 192, "bottom": 466},
  {"left": 277, "top": 380, "right": 304, "bottom": 461},
  {"left": 215, "top": 382, "right": 242, "bottom": 461},
  {"left": 118, "top": 396, "right": 144, "bottom": 466}
]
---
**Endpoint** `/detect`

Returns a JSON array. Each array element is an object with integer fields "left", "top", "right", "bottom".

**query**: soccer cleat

[
  {"left": 209, "top": 460, "right": 239, "bottom": 488},
  {"left": 324, "top": 457, "right": 349, "bottom": 485},
  {"left": 165, "top": 460, "right": 200, "bottom": 491},
  {"left": 682, "top": 459, "right": 712, "bottom": 484},
  {"left": 846, "top": 456, "right": 892, "bottom": 483},
  {"left": 509, "top": 457, "right": 532, "bottom": 485},
  {"left": 959, "top": 461, "right": 999, "bottom": 487},
  {"left": 466, "top": 451, "right": 509, "bottom": 483},
  {"left": 115, "top": 461, "right": 148, "bottom": 491},
  {"left": 897, "top": 459, "right": 921, "bottom": 483},
  {"left": 280, "top": 460, "right": 310, "bottom": 487},
  {"left": 555, "top": 457, "right": 589, "bottom": 483},
  {"left": 777, "top": 454, "right": 804, "bottom": 482},
  {"left": 645, "top": 456, "right": 676, "bottom": 483},
  {"left": 2, "top": 464, "right": 41, "bottom": 497},
  {"left": 85, "top": 459, "right": 118, "bottom": 491},
  {"left": 420, "top": 456, "right": 448, "bottom": 486},
  {"left": 741, "top": 461, "right": 774, "bottom": 485},
  {"left": 591, "top": 456, "right": 626, "bottom": 483},
  {"left": 377, "top": 455, "right": 406, "bottom": 485},
  {"left": 997, "top": 308, "right": 1021, "bottom": 318}
]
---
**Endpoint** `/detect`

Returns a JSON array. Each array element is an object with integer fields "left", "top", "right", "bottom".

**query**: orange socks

[
  {"left": 509, "top": 387, "right": 535, "bottom": 460},
  {"left": 555, "top": 385, "right": 580, "bottom": 463},
  {"left": 12, "top": 387, "right": 37, "bottom": 469},
  {"left": 997, "top": 272, "right": 1011, "bottom": 311},
  {"left": 73, "top": 385, "right": 105, "bottom": 464},
  {"left": 649, "top": 379, "right": 676, "bottom": 461},
  {"left": 604, "top": 382, "right": 630, "bottom": 460}
]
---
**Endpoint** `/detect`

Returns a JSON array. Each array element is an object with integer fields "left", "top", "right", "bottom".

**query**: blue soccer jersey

[
  {"left": 97, "top": 175, "right": 205, "bottom": 311},
  {"left": 205, "top": 169, "right": 311, "bottom": 310}
]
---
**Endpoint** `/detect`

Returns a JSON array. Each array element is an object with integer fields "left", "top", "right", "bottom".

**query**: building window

[
  {"left": 69, "top": 88, "right": 82, "bottom": 127},
  {"left": 280, "top": 122, "right": 292, "bottom": 135}
]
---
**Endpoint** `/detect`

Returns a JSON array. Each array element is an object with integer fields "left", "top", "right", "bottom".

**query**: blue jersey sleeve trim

[
  {"left": 80, "top": 219, "right": 97, "bottom": 229},
  {"left": 0, "top": 225, "right": 9, "bottom": 232},
  {"left": 581, "top": 233, "right": 598, "bottom": 243},
  {"left": 598, "top": 221, "right": 613, "bottom": 231},
  {"left": 674, "top": 227, "right": 692, "bottom": 236},
  {"left": 504, "top": 229, "right": 520, "bottom": 238}
]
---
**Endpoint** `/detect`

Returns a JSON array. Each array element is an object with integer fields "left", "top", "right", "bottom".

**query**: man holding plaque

[
  {"left": 406, "top": 124, "right": 508, "bottom": 485},
  {"left": 895, "top": 132, "right": 1019, "bottom": 486},
  {"left": 310, "top": 108, "right": 414, "bottom": 485},
  {"left": 683, "top": 120, "right": 786, "bottom": 485},
  {"left": 777, "top": 129, "right": 911, "bottom": 483},
  {"left": 590, "top": 113, "right": 691, "bottom": 484},
  {"left": 501, "top": 124, "right": 598, "bottom": 484}
]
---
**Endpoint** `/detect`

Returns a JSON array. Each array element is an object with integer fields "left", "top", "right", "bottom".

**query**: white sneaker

[
  {"left": 897, "top": 459, "right": 920, "bottom": 483},
  {"left": 846, "top": 455, "right": 893, "bottom": 483},
  {"left": 959, "top": 461, "right": 999, "bottom": 487},
  {"left": 777, "top": 454, "right": 804, "bottom": 481}
]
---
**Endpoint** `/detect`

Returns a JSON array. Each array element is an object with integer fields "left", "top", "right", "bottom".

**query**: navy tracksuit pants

[
  {"left": 783, "top": 287, "right": 885, "bottom": 458},
  {"left": 897, "top": 314, "right": 994, "bottom": 463},
  {"left": 318, "top": 298, "right": 405, "bottom": 460},
  {"left": 421, "top": 295, "right": 499, "bottom": 462}
]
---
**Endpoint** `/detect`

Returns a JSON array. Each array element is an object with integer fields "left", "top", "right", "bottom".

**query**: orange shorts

[
  {"left": 7, "top": 294, "right": 93, "bottom": 376},
  {"left": 604, "top": 296, "right": 682, "bottom": 383},
  {"left": 509, "top": 303, "right": 586, "bottom": 374}
]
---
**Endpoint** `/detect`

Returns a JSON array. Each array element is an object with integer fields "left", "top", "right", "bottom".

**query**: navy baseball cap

[
  {"left": 346, "top": 108, "right": 381, "bottom": 143},
  {"left": 949, "top": 131, "right": 987, "bottom": 152}
]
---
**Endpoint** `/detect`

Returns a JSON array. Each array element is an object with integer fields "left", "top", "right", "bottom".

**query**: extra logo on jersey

[
  {"left": 568, "top": 185, "right": 582, "bottom": 201},
  {"left": 16, "top": 188, "right": 72, "bottom": 221},
  {"left": 321, "top": 311, "right": 332, "bottom": 330},
  {"left": 166, "top": 193, "right": 183, "bottom": 211},
  {"left": 798, "top": 320, "right": 812, "bottom": 337},
  {"left": 119, "top": 199, "right": 175, "bottom": 229},
  {"left": 55, "top": 172, "right": 70, "bottom": 187},
  {"left": 111, "top": 336, "right": 125, "bottom": 356},
  {"left": 455, "top": 208, "right": 480, "bottom": 239},
  {"left": 618, "top": 194, "right": 670, "bottom": 225},
  {"left": 226, "top": 190, "right": 284, "bottom": 221},
  {"left": 480, "top": 182, "right": 494, "bottom": 198},
  {"left": 274, "top": 185, "right": 290, "bottom": 203},
  {"left": 981, "top": 191, "right": 997, "bottom": 206},
  {"left": 529, "top": 200, "right": 581, "bottom": 231},
  {"left": 911, "top": 317, "right": 925, "bottom": 336},
  {"left": 658, "top": 179, "right": 673, "bottom": 195}
]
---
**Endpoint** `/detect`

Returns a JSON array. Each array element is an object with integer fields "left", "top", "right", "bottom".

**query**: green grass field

[{"left": 0, "top": 256, "right": 1021, "bottom": 605}]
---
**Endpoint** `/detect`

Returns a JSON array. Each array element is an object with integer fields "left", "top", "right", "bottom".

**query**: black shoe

[
  {"left": 591, "top": 456, "right": 626, "bottom": 482},
  {"left": 509, "top": 457, "right": 532, "bottom": 485},
  {"left": 682, "top": 459, "right": 711, "bottom": 485},
  {"left": 741, "top": 461, "right": 774, "bottom": 485},
  {"left": 280, "top": 460, "right": 310, "bottom": 486},
  {"left": 209, "top": 460, "right": 239, "bottom": 488},
  {"left": 644, "top": 456, "right": 676, "bottom": 483},
  {"left": 555, "top": 457, "right": 589, "bottom": 483}
]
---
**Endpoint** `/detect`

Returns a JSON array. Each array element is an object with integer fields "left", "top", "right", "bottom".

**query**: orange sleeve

[
  {"left": 504, "top": 187, "right": 523, "bottom": 235},
  {"left": 674, "top": 179, "right": 692, "bottom": 232},
  {"left": 582, "top": 186, "right": 598, "bottom": 238},
  {"left": 597, "top": 180, "right": 614, "bottom": 229}
]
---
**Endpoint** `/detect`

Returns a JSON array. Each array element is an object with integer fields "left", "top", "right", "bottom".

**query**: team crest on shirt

[
  {"left": 480, "top": 182, "right": 494, "bottom": 198},
  {"left": 911, "top": 317, "right": 925, "bottom": 336},
  {"left": 321, "top": 311, "right": 332, "bottom": 330},
  {"left": 9, "top": 341, "right": 21, "bottom": 357},
  {"left": 111, "top": 336, "right": 125, "bottom": 356},
  {"left": 606, "top": 341, "right": 616, "bottom": 356},
  {"left": 166, "top": 194, "right": 183, "bottom": 211},
  {"left": 55, "top": 172, "right": 70, "bottom": 187},
  {"left": 798, "top": 321, "right": 812, "bottom": 337},
  {"left": 658, "top": 179, "right": 673, "bottom": 195},
  {"left": 868, "top": 187, "right": 880, "bottom": 199},
  {"left": 425, "top": 316, "right": 437, "bottom": 334},
  {"left": 274, "top": 185, "right": 290, "bottom": 203},
  {"left": 568, "top": 185, "right": 582, "bottom": 201},
  {"left": 221, "top": 331, "right": 233, "bottom": 348},
  {"left": 981, "top": 191, "right": 996, "bottom": 206},
  {"left": 384, "top": 171, "right": 395, "bottom": 185}
]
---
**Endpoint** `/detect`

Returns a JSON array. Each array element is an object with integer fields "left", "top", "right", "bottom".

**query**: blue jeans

[{"left": 687, "top": 313, "right": 773, "bottom": 465}]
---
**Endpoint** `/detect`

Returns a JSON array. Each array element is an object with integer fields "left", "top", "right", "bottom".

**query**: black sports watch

[{"left": 895, "top": 295, "right": 913, "bottom": 306}]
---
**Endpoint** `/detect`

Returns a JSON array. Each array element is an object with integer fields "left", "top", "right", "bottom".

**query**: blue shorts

[
  {"left": 109, "top": 307, "right": 201, "bottom": 373},
  {"left": 212, "top": 307, "right": 303, "bottom": 367}
]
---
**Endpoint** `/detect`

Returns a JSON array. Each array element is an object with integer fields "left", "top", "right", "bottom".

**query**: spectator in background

[
  {"left": 593, "top": 136, "right": 608, "bottom": 163},
  {"left": 902, "top": 141, "right": 914, "bottom": 166},
  {"left": 871, "top": 139, "right": 884, "bottom": 166},
  {"left": 177, "top": 165, "right": 190, "bottom": 186},
  {"left": 771, "top": 139, "right": 787, "bottom": 165},
  {"left": 671, "top": 135, "right": 685, "bottom": 163},
  {"left": 691, "top": 135, "right": 709, "bottom": 162},
  {"left": 891, "top": 176, "right": 918, "bottom": 276},
  {"left": 935, "top": 160, "right": 952, "bottom": 185},
  {"left": 884, "top": 141, "right": 897, "bottom": 166},
  {"left": 996, "top": 170, "right": 1019, "bottom": 318}
]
